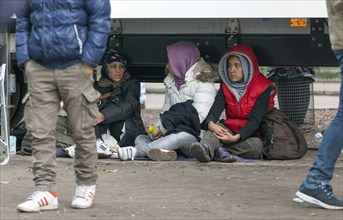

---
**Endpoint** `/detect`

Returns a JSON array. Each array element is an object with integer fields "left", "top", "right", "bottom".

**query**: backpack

[
  {"left": 260, "top": 108, "right": 307, "bottom": 160},
  {"left": 20, "top": 116, "right": 75, "bottom": 155}
]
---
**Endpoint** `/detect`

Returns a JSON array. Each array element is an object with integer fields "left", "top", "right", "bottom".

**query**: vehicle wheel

[
  {"left": 0, "top": 65, "right": 27, "bottom": 130},
  {"left": 9, "top": 82, "right": 27, "bottom": 129}
]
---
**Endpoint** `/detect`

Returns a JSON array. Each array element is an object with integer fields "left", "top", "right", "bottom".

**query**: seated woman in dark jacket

[
  {"left": 191, "top": 43, "right": 277, "bottom": 162},
  {"left": 94, "top": 52, "right": 146, "bottom": 147}
]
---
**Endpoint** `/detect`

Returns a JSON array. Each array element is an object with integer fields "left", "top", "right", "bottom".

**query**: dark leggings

[{"left": 94, "top": 121, "right": 124, "bottom": 142}]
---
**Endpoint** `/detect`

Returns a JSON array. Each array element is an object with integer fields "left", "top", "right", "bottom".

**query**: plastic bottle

[
  {"left": 314, "top": 132, "right": 323, "bottom": 143},
  {"left": 314, "top": 132, "right": 342, "bottom": 153},
  {"left": 147, "top": 125, "right": 158, "bottom": 138},
  {"left": 9, "top": 135, "right": 17, "bottom": 155}
]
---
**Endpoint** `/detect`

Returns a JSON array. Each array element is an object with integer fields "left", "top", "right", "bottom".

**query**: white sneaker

[
  {"left": 17, "top": 191, "right": 58, "bottom": 212},
  {"left": 101, "top": 134, "right": 120, "bottom": 152},
  {"left": 71, "top": 185, "right": 96, "bottom": 209},
  {"left": 110, "top": 152, "right": 119, "bottom": 159},
  {"left": 65, "top": 144, "right": 76, "bottom": 158},
  {"left": 117, "top": 147, "right": 137, "bottom": 161},
  {"left": 96, "top": 139, "right": 113, "bottom": 159}
]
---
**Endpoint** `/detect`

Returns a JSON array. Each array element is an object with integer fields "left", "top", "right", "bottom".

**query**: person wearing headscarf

[
  {"left": 191, "top": 43, "right": 277, "bottom": 162},
  {"left": 117, "top": 41, "right": 218, "bottom": 161},
  {"left": 94, "top": 51, "right": 146, "bottom": 147}
]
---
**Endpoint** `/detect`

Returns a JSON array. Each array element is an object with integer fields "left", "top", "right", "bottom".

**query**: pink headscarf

[{"left": 166, "top": 41, "right": 200, "bottom": 90}]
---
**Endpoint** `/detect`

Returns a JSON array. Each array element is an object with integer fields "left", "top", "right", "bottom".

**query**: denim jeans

[
  {"left": 134, "top": 132, "right": 198, "bottom": 157},
  {"left": 306, "top": 50, "right": 343, "bottom": 184}
]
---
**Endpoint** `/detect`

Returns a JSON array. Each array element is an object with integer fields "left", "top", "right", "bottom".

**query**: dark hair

[{"left": 101, "top": 52, "right": 127, "bottom": 78}]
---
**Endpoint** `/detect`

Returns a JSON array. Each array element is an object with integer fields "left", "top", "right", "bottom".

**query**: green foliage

[
  {"left": 259, "top": 66, "right": 269, "bottom": 76},
  {"left": 313, "top": 67, "right": 341, "bottom": 80}
]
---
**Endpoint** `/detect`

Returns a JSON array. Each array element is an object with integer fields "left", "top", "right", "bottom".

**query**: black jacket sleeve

[
  {"left": 160, "top": 100, "right": 201, "bottom": 139},
  {"left": 202, "top": 85, "right": 226, "bottom": 129},
  {"left": 237, "top": 87, "right": 272, "bottom": 140},
  {"left": 101, "top": 78, "right": 141, "bottom": 124}
]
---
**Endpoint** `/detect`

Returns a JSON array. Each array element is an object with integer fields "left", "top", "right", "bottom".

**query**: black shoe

[
  {"left": 213, "top": 147, "right": 237, "bottom": 163},
  {"left": 191, "top": 143, "right": 211, "bottom": 163},
  {"left": 296, "top": 180, "right": 343, "bottom": 210},
  {"left": 213, "top": 155, "right": 237, "bottom": 163}
]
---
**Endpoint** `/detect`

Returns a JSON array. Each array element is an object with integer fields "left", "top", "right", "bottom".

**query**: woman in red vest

[{"left": 191, "top": 43, "right": 276, "bottom": 162}]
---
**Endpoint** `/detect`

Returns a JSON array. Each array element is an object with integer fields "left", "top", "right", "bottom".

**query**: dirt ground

[{"left": 0, "top": 109, "right": 342, "bottom": 220}]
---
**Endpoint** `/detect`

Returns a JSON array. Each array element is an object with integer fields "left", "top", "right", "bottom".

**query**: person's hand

[
  {"left": 208, "top": 121, "right": 228, "bottom": 136},
  {"left": 100, "top": 92, "right": 111, "bottom": 100},
  {"left": 94, "top": 112, "right": 105, "bottom": 125},
  {"left": 213, "top": 132, "right": 240, "bottom": 143},
  {"left": 82, "top": 63, "right": 94, "bottom": 76},
  {"left": 152, "top": 127, "right": 163, "bottom": 140}
]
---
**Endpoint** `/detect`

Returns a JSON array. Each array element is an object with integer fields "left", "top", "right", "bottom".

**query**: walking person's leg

[{"left": 296, "top": 50, "right": 343, "bottom": 210}]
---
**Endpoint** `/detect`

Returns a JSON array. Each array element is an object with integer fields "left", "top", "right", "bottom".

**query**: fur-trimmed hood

[{"left": 191, "top": 57, "right": 219, "bottom": 83}]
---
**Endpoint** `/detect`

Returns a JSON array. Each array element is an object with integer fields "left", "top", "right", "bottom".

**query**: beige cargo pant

[{"left": 24, "top": 60, "right": 100, "bottom": 192}]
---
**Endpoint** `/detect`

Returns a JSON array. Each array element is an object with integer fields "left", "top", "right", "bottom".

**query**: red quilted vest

[{"left": 221, "top": 44, "right": 276, "bottom": 134}]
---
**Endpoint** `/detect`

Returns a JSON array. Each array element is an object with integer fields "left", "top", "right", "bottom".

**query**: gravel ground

[
  {"left": 1, "top": 109, "right": 341, "bottom": 220},
  {"left": 300, "top": 109, "right": 337, "bottom": 149}
]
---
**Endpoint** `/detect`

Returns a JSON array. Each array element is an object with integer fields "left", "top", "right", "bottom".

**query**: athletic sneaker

[
  {"left": 213, "top": 147, "right": 237, "bottom": 163},
  {"left": 117, "top": 146, "right": 137, "bottom": 161},
  {"left": 147, "top": 149, "right": 177, "bottom": 161},
  {"left": 96, "top": 139, "right": 113, "bottom": 159},
  {"left": 101, "top": 133, "right": 120, "bottom": 152},
  {"left": 17, "top": 191, "right": 58, "bottom": 212},
  {"left": 71, "top": 185, "right": 96, "bottom": 209},
  {"left": 190, "top": 142, "right": 211, "bottom": 163},
  {"left": 66, "top": 140, "right": 113, "bottom": 159},
  {"left": 65, "top": 144, "right": 76, "bottom": 158},
  {"left": 296, "top": 180, "right": 343, "bottom": 210}
]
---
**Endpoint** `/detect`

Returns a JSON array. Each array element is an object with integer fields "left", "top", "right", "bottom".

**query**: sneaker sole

[
  {"left": 191, "top": 145, "right": 210, "bottom": 163},
  {"left": 71, "top": 202, "right": 93, "bottom": 209},
  {"left": 17, "top": 203, "right": 58, "bottom": 212},
  {"left": 97, "top": 153, "right": 112, "bottom": 159},
  {"left": 147, "top": 149, "right": 177, "bottom": 161},
  {"left": 213, "top": 156, "right": 237, "bottom": 163},
  {"left": 296, "top": 191, "right": 343, "bottom": 210}
]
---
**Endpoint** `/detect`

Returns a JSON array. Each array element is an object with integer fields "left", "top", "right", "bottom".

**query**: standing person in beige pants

[{"left": 15, "top": 0, "right": 111, "bottom": 212}]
